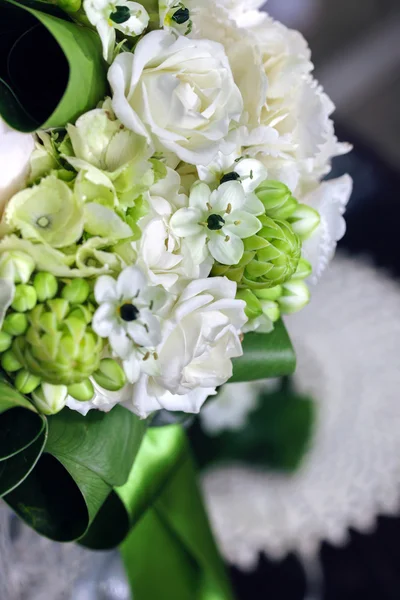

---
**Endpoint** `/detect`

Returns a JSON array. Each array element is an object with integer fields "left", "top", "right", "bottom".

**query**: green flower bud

[
  {"left": 236, "top": 289, "right": 263, "bottom": 321},
  {"left": 293, "top": 258, "right": 312, "bottom": 280},
  {"left": 287, "top": 204, "right": 320, "bottom": 241},
  {"left": 260, "top": 300, "right": 280, "bottom": 323},
  {"left": 33, "top": 272, "right": 58, "bottom": 302},
  {"left": 93, "top": 358, "right": 126, "bottom": 392},
  {"left": 256, "top": 181, "right": 298, "bottom": 220},
  {"left": 213, "top": 216, "right": 301, "bottom": 290},
  {"left": 3, "top": 350, "right": 23, "bottom": 373},
  {"left": 278, "top": 280, "right": 311, "bottom": 314},
  {"left": 14, "top": 370, "right": 41, "bottom": 394},
  {"left": 11, "top": 285, "right": 37, "bottom": 313},
  {"left": 61, "top": 279, "right": 90, "bottom": 305},
  {"left": 56, "top": 0, "right": 82, "bottom": 13},
  {"left": 254, "top": 286, "right": 283, "bottom": 302},
  {"left": 32, "top": 383, "right": 68, "bottom": 415},
  {"left": 1, "top": 350, "right": 23, "bottom": 372},
  {"left": 0, "top": 331, "right": 12, "bottom": 353},
  {"left": 68, "top": 379, "right": 95, "bottom": 402},
  {"left": 2, "top": 313, "right": 28, "bottom": 336},
  {"left": 0, "top": 251, "right": 35, "bottom": 283}
]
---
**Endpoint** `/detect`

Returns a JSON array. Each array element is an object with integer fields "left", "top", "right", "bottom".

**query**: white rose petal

[
  {"left": 108, "top": 30, "right": 243, "bottom": 165},
  {"left": 302, "top": 175, "right": 353, "bottom": 283},
  {"left": 124, "top": 277, "right": 247, "bottom": 418}
]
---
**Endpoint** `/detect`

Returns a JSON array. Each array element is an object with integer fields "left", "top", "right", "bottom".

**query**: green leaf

[
  {"left": 119, "top": 426, "right": 235, "bottom": 600},
  {"left": 231, "top": 319, "right": 296, "bottom": 382},
  {"left": 80, "top": 424, "right": 182, "bottom": 549},
  {"left": 190, "top": 383, "right": 315, "bottom": 472},
  {"left": 0, "top": 376, "right": 47, "bottom": 496},
  {"left": 0, "top": 0, "right": 107, "bottom": 132},
  {"left": 4, "top": 406, "right": 147, "bottom": 541},
  {"left": 0, "top": 428, "right": 47, "bottom": 496}
]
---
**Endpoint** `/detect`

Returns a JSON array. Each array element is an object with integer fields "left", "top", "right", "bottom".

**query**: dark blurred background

[{"left": 229, "top": 1, "right": 400, "bottom": 598}]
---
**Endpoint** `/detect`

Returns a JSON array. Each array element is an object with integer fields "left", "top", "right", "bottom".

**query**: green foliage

[
  {"left": 0, "top": 0, "right": 107, "bottom": 132},
  {"left": 231, "top": 319, "right": 296, "bottom": 382},
  {"left": 0, "top": 376, "right": 47, "bottom": 496},
  {"left": 190, "top": 381, "right": 315, "bottom": 473}
]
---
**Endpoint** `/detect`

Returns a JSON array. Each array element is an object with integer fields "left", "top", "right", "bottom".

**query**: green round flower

[
  {"left": 213, "top": 215, "right": 301, "bottom": 289},
  {"left": 12, "top": 298, "right": 103, "bottom": 386},
  {"left": 5, "top": 175, "right": 84, "bottom": 248},
  {"left": 255, "top": 181, "right": 298, "bottom": 220}
]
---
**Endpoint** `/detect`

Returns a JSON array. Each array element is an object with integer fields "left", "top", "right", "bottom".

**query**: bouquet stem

[{"left": 120, "top": 427, "right": 235, "bottom": 600}]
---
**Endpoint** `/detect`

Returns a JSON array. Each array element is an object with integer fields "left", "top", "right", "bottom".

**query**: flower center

[
  {"left": 172, "top": 7, "right": 190, "bottom": 24},
  {"left": 37, "top": 216, "right": 50, "bottom": 229},
  {"left": 207, "top": 214, "right": 225, "bottom": 231},
  {"left": 120, "top": 303, "right": 140, "bottom": 322},
  {"left": 220, "top": 172, "right": 240, "bottom": 184},
  {"left": 110, "top": 6, "right": 131, "bottom": 23}
]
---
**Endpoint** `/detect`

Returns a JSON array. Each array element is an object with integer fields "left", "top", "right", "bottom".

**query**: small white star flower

[
  {"left": 170, "top": 180, "right": 261, "bottom": 266},
  {"left": 92, "top": 266, "right": 166, "bottom": 362},
  {"left": 84, "top": 0, "right": 149, "bottom": 62}
]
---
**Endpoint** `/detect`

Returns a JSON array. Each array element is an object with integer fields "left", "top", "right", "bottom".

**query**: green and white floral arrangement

[{"left": 0, "top": 0, "right": 352, "bottom": 597}]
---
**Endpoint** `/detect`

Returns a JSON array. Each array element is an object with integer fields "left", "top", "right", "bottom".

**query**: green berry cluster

[
  {"left": 0, "top": 270, "right": 126, "bottom": 414},
  {"left": 213, "top": 180, "right": 319, "bottom": 324}
]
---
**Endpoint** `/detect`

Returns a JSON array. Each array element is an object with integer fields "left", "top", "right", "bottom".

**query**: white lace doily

[{"left": 201, "top": 255, "right": 400, "bottom": 569}]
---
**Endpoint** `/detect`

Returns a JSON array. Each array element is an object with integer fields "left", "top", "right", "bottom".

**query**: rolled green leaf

[
  {"left": 120, "top": 428, "right": 235, "bottom": 600},
  {"left": 81, "top": 423, "right": 184, "bottom": 549},
  {"left": 83, "top": 425, "right": 235, "bottom": 599},
  {"left": 0, "top": 376, "right": 47, "bottom": 496},
  {"left": 4, "top": 405, "right": 146, "bottom": 541},
  {"left": 231, "top": 319, "right": 296, "bottom": 382},
  {"left": 0, "top": 0, "right": 107, "bottom": 132}
]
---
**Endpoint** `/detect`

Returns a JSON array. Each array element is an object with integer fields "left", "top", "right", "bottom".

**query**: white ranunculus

[
  {"left": 230, "top": 12, "right": 350, "bottom": 194},
  {"left": 125, "top": 277, "right": 247, "bottom": 418},
  {"left": 0, "top": 119, "right": 34, "bottom": 221},
  {"left": 187, "top": 0, "right": 267, "bottom": 130},
  {"left": 84, "top": 0, "right": 149, "bottom": 63},
  {"left": 108, "top": 30, "right": 243, "bottom": 165},
  {"left": 302, "top": 175, "right": 353, "bottom": 283}
]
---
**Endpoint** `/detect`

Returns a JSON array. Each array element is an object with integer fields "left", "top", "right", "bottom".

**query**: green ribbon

[{"left": 119, "top": 426, "right": 235, "bottom": 600}]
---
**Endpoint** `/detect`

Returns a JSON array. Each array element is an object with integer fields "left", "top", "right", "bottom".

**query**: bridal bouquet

[{"left": 0, "top": 0, "right": 351, "bottom": 597}]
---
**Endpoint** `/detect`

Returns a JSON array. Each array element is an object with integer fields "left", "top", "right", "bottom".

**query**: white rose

[
  {"left": 108, "top": 30, "right": 243, "bottom": 165},
  {"left": 302, "top": 175, "right": 353, "bottom": 283},
  {"left": 187, "top": 0, "right": 267, "bottom": 130},
  {"left": 0, "top": 119, "right": 34, "bottom": 220},
  {"left": 126, "top": 277, "right": 247, "bottom": 418},
  {"left": 232, "top": 12, "right": 350, "bottom": 194}
]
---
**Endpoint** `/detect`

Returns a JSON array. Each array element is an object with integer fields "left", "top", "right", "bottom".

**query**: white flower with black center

[
  {"left": 170, "top": 180, "right": 261, "bottom": 266},
  {"left": 92, "top": 266, "right": 166, "bottom": 360},
  {"left": 84, "top": 0, "right": 149, "bottom": 63}
]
